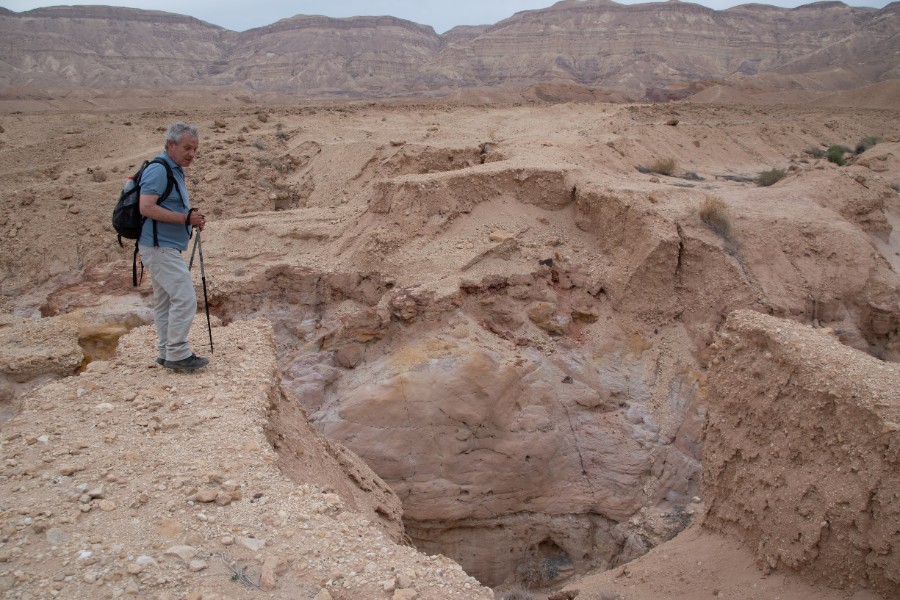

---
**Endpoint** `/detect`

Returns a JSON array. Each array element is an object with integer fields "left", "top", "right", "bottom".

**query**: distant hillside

[{"left": 0, "top": 1, "right": 897, "bottom": 101}]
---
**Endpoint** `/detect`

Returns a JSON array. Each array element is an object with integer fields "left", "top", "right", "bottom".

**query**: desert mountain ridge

[{"left": 1, "top": 0, "right": 898, "bottom": 105}]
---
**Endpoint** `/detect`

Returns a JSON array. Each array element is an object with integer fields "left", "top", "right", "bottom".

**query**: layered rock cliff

[
  {"left": 0, "top": 1, "right": 897, "bottom": 100},
  {"left": 0, "top": 6, "right": 230, "bottom": 88}
]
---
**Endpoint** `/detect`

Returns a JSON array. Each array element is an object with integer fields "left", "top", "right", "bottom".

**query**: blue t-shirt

[{"left": 138, "top": 153, "right": 192, "bottom": 251}]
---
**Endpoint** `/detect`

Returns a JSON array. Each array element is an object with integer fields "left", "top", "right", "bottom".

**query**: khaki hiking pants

[{"left": 139, "top": 245, "right": 197, "bottom": 363}]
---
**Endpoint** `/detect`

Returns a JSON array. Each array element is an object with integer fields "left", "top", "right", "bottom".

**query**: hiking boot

[
  {"left": 156, "top": 357, "right": 165, "bottom": 366},
  {"left": 163, "top": 354, "right": 209, "bottom": 371}
]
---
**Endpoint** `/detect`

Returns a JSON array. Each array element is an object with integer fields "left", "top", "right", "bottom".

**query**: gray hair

[{"left": 164, "top": 121, "right": 199, "bottom": 148}]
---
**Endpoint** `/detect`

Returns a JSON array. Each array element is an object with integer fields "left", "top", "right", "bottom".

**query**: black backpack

[{"left": 111, "top": 158, "right": 176, "bottom": 285}]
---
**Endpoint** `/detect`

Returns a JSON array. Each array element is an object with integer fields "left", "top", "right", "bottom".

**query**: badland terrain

[{"left": 0, "top": 2, "right": 898, "bottom": 600}]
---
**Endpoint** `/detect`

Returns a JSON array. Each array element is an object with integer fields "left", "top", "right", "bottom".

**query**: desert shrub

[
  {"left": 275, "top": 129, "right": 289, "bottom": 141},
  {"left": 517, "top": 558, "right": 546, "bottom": 588},
  {"left": 855, "top": 135, "right": 881, "bottom": 154},
  {"left": 826, "top": 144, "right": 852, "bottom": 166},
  {"left": 253, "top": 138, "right": 267, "bottom": 151},
  {"left": 803, "top": 146, "right": 826, "bottom": 159},
  {"left": 700, "top": 195, "right": 731, "bottom": 239},
  {"left": 651, "top": 157, "right": 677, "bottom": 176},
  {"left": 756, "top": 168, "right": 787, "bottom": 187},
  {"left": 503, "top": 590, "right": 535, "bottom": 600}
]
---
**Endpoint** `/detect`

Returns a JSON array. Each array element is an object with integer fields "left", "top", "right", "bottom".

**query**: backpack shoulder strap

[
  {"left": 145, "top": 158, "right": 179, "bottom": 248},
  {"left": 148, "top": 158, "right": 176, "bottom": 205}
]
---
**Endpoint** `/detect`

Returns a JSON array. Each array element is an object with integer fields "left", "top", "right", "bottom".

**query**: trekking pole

[
  {"left": 195, "top": 230, "right": 214, "bottom": 353},
  {"left": 189, "top": 234, "right": 199, "bottom": 270}
]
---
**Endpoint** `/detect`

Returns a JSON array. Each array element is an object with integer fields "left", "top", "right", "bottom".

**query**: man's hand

[{"left": 188, "top": 210, "right": 206, "bottom": 231}]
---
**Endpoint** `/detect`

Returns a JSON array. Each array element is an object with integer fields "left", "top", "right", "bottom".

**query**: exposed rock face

[
  {"left": 703, "top": 310, "right": 900, "bottom": 597},
  {"left": 0, "top": 1, "right": 897, "bottom": 99},
  {"left": 426, "top": 0, "right": 894, "bottom": 95},
  {"left": 220, "top": 16, "right": 444, "bottom": 95},
  {"left": 0, "top": 6, "right": 230, "bottom": 88},
  {"left": 216, "top": 266, "right": 706, "bottom": 586},
  {"left": 314, "top": 324, "right": 703, "bottom": 586},
  {"left": 0, "top": 316, "right": 83, "bottom": 418}
]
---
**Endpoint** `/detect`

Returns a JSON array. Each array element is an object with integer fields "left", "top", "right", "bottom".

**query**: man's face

[{"left": 167, "top": 134, "right": 199, "bottom": 168}]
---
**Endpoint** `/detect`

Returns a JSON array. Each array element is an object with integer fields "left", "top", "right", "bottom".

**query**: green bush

[
  {"left": 756, "top": 168, "right": 787, "bottom": 187},
  {"left": 826, "top": 144, "right": 852, "bottom": 166},
  {"left": 855, "top": 136, "right": 881, "bottom": 154},
  {"left": 804, "top": 146, "right": 826, "bottom": 159}
]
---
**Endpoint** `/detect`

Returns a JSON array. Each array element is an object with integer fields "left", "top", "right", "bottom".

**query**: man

[{"left": 139, "top": 121, "right": 209, "bottom": 371}]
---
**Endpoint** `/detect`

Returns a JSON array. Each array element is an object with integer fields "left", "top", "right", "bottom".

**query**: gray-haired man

[{"left": 138, "top": 121, "right": 209, "bottom": 370}]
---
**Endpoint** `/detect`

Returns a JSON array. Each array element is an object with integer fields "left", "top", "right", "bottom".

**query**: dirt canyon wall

[{"left": 703, "top": 310, "right": 899, "bottom": 597}]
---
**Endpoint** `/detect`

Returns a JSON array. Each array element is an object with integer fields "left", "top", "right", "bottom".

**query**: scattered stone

[
  {"left": 527, "top": 302, "right": 572, "bottom": 335},
  {"left": 397, "top": 572, "right": 415, "bottom": 589},
  {"left": 136, "top": 556, "right": 157, "bottom": 568},
  {"left": 194, "top": 489, "right": 218, "bottom": 503},
  {"left": 126, "top": 562, "right": 144, "bottom": 575},
  {"left": 98, "top": 500, "right": 116, "bottom": 512},
  {"left": 188, "top": 559, "right": 208, "bottom": 572},
  {"left": 314, "top": 589, "right": 333, "bottom": 600},
  {"left": 393, "top": 589, "right": 419, "bottom": 600},
  {"left": 164, "top": 546, "right": 198, "bottom": 561},
  {"left": 260, "top": 556, "right": 279, "bottom": 590},
  {"left": 236, "top": 536, "right": 265, "bottom": 552},
  {"left": 45, "top": 528, "right": 68, "bottom": 546},
  {"left": 332, "top": 344, "right": 364, "bottom": 369}
]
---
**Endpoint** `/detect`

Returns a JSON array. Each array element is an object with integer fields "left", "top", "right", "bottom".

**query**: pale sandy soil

[{"left": 0, "top": 95, "right": 898, "bottom": 600}]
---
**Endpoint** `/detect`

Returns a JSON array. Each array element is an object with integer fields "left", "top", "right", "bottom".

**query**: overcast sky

[{"left": 0, "top": 0, "right": 892, "bottom": 33}]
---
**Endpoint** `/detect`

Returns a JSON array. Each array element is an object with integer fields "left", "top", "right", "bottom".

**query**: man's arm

[{"left": 139, "top": 194, "right": 206, "bottom": 228}]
